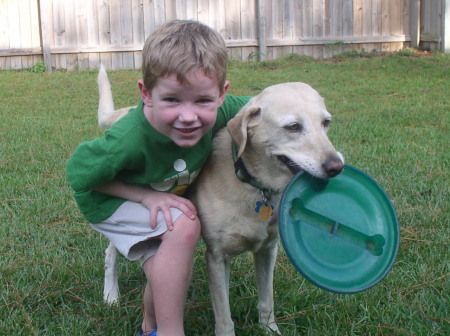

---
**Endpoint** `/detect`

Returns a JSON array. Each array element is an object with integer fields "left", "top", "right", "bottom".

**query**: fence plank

[
  {"left": 312, "top": 0, "right": 323, "bottom": 57},
  {"left": 282, "top": 0, "right": 294, "bottom": 56},
  {"left": 154, "top": 0, "right": 165, "bottom": 26},
  {"left": 354, "top": 0, "right": 363, "bottom": 38},
  {"left": 175, "top": 0, "right": 186, "bottom": 19},
  {"left": 329, "top": 0, "right": 345, "bottom": 55},
  {"left": 52, "top": 0, "right": 65, "bottom": 68},
  {"left": 86, "top": 0, "right": 99, "bottom": 70},
  {"left": 132, "top": 0, "right": 144, "bottom": 69},
  {"left": 343, "top": 0, "right": 353, "bottom": 36},
  {"left": 381, "top": 0, "right": 390, "bottom": 51},
  {"left": 216, "top": 0, "right": 226, "bottom": 45},
  {"left": 97, "top": 0, "right": 111, "bottom": 69},
  {"left": 165, "top": 0, "right": 177, "bottom": 20},
  {"left": 21, "top": 0, "right": 32, "bottom": 69},
  {"left": 292, "top": 0, "right": 303, "bottom": 56},
  {"left": 65, "top": 0, "right": 78, "bottom": 70},
  {"left": 142, "top": 0, "right": 155, "bottom": 39},
  {"left": 257, "top": 0, "right": 267, "bottom": 60},
  {"left": 38, "top": 0, "right": 52, "bottom": 71},
  {"left": 7, "top": 0, "right": 22, "bottom": 69},
  {"left": 208, "top": 0, "right": 218, "bottom": 28},
  {"left": 302, "top": 0, "right": 313, "bottom": 57},
  {"left": 241, "top": 0, "right": 256, "bottom": 60},
  {"left": 197, "top": 0, "right": 209, "bottom": 25},
  {"left": 418, "top": 0, "right": 442, "bottom": 50},
  {"left": 109, "top": 0, "right": 123, "bottom": 69},
  {"left": 121, "top": 0, "right": 134, "bottom": 69},
  {"left": 76, "top": 0, "right": 89, "bottom": 70},
  {"left": 0, "top": 0, "right": 10, "bottom": 69},
  {"left": 225, "top": 0, "right": 242, "bottom": 60},
  {"left": 322, "top": 0, "right": 332, "bottom": 58},
  {"left": 186, "top": 0, "right": 197, "bottom": 20},
  {"left": 372, "top": 0, "right": 382, "bottom": 36},
  {"left": 360, "top": 0, "right": 373, "bottom": 52}
]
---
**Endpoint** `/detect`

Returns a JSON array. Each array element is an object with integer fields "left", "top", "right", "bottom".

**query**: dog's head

[{"left": 227, "top": 82, "right": 344, "bottom": 190}]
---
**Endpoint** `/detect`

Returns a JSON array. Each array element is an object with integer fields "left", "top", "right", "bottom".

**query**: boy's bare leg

[
  {"left": 142, "top": 215, "right": 201, "bottom": 336},
  {"left": 141, "top": 281, "right": 157, "bottom": 333}
]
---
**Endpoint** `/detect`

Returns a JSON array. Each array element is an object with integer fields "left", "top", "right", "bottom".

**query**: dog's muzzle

[
  {"left": 277, "top": 155, "right": 304, "bottom": 175},
  {"left": 278, "top": 155, "right": 344, "bottom": 178}
]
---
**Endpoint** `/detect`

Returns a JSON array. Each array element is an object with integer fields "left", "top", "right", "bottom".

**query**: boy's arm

[
  {"left": 93, "top": 178, "right": 197, "bottom": 230},
  {"left": 67, "top": 132, "right": 195, "bottom": 228}
]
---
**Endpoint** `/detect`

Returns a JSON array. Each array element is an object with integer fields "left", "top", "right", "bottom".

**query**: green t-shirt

[{"left": 66, "top": 95, "right": 250, "bottom": 223}]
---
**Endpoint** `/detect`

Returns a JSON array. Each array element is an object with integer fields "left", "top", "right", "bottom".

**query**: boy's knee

[
  {"left": 189, "top": 216, "right": 201, "bottom": 242},
  {"left": 177, "top": 215, "right": 201, "bottom": 244}
]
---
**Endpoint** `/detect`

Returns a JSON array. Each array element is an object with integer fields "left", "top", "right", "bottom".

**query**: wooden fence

[
  {"left": 0, "top": 0, "right": 448, "bottom": 71},
  {"left": 419, "top": 0, "right": 450, "bottom": 51}
]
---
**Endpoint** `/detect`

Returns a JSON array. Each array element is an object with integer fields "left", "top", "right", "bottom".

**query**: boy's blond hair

[{"left": 142, "top": 20, "right": 228, "bottom": 93}]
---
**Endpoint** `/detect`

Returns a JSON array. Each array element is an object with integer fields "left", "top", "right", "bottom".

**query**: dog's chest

[{"left": 218, "top": 210, "right": 279, "bottom": 257}]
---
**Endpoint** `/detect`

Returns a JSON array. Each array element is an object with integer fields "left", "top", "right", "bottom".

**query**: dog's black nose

[{"left": 323, "top": 158, "right": 344, "bottom": 178}]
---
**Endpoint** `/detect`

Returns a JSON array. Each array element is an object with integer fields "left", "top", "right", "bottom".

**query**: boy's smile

[{"left": 139, "top": 69, "right": 229, "bottom": 147}]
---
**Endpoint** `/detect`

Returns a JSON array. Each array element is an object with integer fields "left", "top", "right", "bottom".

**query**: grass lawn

[{"left": 1, "top": 52, "right": 449, "bottom": 335}]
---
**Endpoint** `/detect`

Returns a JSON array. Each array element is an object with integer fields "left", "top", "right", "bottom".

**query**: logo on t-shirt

[{"left": 150, "top": 159, "right": 199, "bottom": 195}]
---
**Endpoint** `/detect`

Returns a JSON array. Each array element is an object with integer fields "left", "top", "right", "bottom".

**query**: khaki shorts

[{"left": 91, "top": 201, "right": 183, "bottom": 266}]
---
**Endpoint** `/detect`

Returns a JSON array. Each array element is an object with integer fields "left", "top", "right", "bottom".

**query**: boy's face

[{"left": 139, "top": 69, "right": 229, "bottom": 148}]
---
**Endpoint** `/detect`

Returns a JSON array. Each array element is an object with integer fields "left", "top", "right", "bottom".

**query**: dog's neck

[{"left": 231, "top": 141, "right": 273, "bottom": 202}]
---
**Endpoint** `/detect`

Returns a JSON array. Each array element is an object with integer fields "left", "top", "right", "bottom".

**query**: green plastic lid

[{"left": 279, "top": 165, "right": 399, "bottom": 294}]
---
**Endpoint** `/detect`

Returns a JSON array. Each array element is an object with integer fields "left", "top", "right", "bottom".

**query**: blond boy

[{"left": 67, "top": 20, "right": 250, "bottom": 336}]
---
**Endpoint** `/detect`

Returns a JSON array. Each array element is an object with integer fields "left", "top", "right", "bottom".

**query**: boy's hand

[
  {"left": 140, "top": 191, "right": 197, "bottom": 230},
  {"left": 92, "top": 179, "right": 197, "bottom": 231}
]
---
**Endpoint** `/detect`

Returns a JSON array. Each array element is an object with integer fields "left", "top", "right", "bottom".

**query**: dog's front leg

[
  {"left": 206, "top": 249, "right": 236, "bottom": 336},
  {"left": 254, "top": 242, "right": 281, "bottom": 335},
  {"left": 103, "top": 242, "right": 119, "bottom": 304}
]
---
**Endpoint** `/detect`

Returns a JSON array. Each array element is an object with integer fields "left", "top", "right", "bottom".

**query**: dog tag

[{"left": 255, "top": 201, "right": 274, "bottom": 221}]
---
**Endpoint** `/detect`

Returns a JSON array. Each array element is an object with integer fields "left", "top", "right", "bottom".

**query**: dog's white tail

[{"left": 97, "top": 64, "right": 115, "bottom": 128}]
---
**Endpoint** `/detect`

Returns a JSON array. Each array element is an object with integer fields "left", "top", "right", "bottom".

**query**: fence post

[
  {"left": 37, "top": 0, "right": 52, "bottom": 72},
  {"left": 443, "top": 0, "right": 450, "bottom": 53},
  {"left": 257, "top": 0, "right": 267, "bottom": 61},
  {"left": 410, "top": 0, "right": 421, "bottom": 48}
]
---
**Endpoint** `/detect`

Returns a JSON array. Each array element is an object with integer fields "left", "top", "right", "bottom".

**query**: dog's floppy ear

[{"left": 227, "top": 106, "right": 262, "bottom": 157}]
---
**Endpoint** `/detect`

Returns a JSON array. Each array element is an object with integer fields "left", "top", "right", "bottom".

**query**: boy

[{"left": 66, "top": 20, "right": 250, "bottom": 336}]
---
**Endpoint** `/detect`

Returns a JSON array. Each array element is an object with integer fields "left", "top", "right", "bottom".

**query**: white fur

[
  {"left": 97, "top": 65, "right": 135, "bottom": 128},
  {"left": 103, "top": 242, "right": 119, "bottom": 304}
]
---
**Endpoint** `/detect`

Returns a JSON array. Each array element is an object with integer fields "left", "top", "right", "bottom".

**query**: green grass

[{"left": 1, "top": 52, "right": 449, "bottom": 335}]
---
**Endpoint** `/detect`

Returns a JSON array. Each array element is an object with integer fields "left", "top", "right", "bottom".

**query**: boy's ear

[
  {"left": 138, "top": 80, "right": 152, "bottom": 106},
  {"left": 219, "top": 80, "right": 230, "bottom": 104}
]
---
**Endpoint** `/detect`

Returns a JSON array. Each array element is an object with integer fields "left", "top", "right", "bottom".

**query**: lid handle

[{"left": 289, "top": 198, "right": 385, "bottom": 256}]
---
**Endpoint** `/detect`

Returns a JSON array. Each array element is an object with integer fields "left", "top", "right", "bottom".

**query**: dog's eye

[
  {"left": 284, "top": 123, "right": 303, "bottom": 132},
  {"left": 323, "top": 119, "right": 331, "bottom": 128}
]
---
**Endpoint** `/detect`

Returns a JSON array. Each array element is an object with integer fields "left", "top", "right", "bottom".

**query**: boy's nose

[{"left": 178, "top": 106, "right": 198, "bottom": 123}]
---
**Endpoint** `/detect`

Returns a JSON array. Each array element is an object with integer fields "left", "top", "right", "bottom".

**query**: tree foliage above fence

[{"left": 0, "top": 0, "right": 448, "bottom": 71}]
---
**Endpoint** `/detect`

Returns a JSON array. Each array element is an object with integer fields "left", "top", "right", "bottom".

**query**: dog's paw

[{"left": 262, "top": 322, "right": 281, "bottom": 335}]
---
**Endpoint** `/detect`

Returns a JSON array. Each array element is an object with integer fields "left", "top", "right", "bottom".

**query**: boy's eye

[
  {"left": 163, "top": 97, "right": 178, "bottom": 103},
  {"left": 197, "top": 98, "right": 213, "bottom": 104}
]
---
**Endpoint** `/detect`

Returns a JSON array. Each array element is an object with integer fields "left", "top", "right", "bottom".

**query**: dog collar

[
  {"left": 232, "top": 141, "right": 275, "bottom": 221},
  {"left": 231, "top": 141, "right": 273, "bottom": 201}
]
